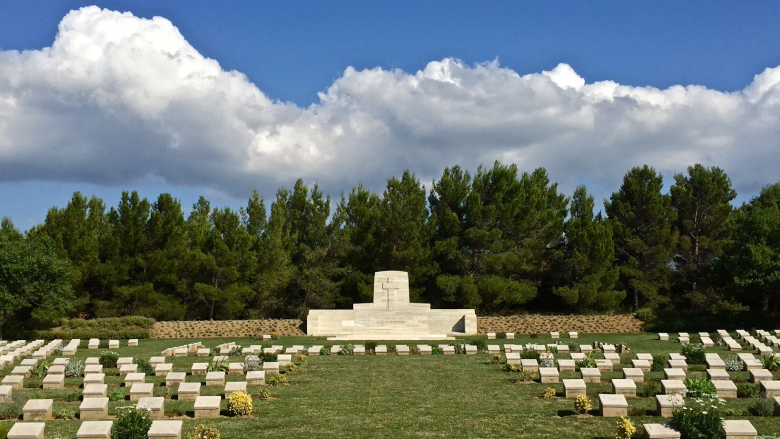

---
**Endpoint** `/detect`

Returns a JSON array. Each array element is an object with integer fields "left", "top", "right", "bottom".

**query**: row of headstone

[
  {"left": 5, "top": 419, "right": 182, "bottom": 439},
  {"left": 643, "top": 420, "right": 756, "bottom": 439}
]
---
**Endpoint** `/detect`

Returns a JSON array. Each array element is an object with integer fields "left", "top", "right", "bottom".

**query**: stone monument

[{"left": 307, "top": 271, "right": 477, "bottom": 340}]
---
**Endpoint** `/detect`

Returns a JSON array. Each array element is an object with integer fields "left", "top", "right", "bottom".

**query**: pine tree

[
  {"left": 670, "top": 164, "right": 736, "bottom": 310},
  {"left": 605, "top": 166, "right": 676, "bottom": 310},
  {"left": 554, "top": 186, "right": 625, "bottom": 312}
]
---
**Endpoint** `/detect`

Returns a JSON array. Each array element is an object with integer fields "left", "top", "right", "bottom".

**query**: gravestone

[{"left": 307, "top": 271, "right": 477, "bottom": 340}]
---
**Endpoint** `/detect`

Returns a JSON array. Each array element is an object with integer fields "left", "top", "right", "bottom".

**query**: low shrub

[
  {"left": 187, "top": 424, "right": 221, "bottom": 439},
  {"left": 296, "top": 355, "right": 307, "bottom": 364},
  {"left": 409, "top": 347, "right": 420, "bottom": 355},
  {"left": 496, "top": 332, "right": 507, "bottom": 339},
  {"left": 566, "top": 342, "right": 579, "bottom": 352},
  {"left": 65, "top": 360, "right": 84, "bottom": 378},
  {"left": 574, "top": 395, "right": 591, "bottom": 414},
  {"left": 670, "top": 397, "right": 726, "bottom": 439},
  {"left": 615, "top": 417, "right": 636, "bottom": 439},
  {"left": 431, "top": 345, "right": 444, "bottom": 355},
  {"left": 540, "top": 357, "right": 554, "bottom": 368},
  {"left": 651, "top": 355, "right": 666, "bottom": 372},
  {"left": 640, "top": 381, "right": 660, "bottom": 398},
  {"left": 257, "top": 387, "right": 272, "bottom": 399},
  {"left": 261, "top": 352, "right": 278, "bottom": 362},
  {"left": 53, "top": 406, "right": 77, "bottom": 419},
  {"left": 519, "top": 370, "right": 537, "bottom": 382},
  {"left": 339, "top": 345, "right": 354, "bottom": 356},
  {"left": 575, "top": 353, "right": 597, "bottom": 370},
  {"left": 208, "top": 358, "right": 229, "bottom": 373},
  {"left": 319, "top": 347, "right": 331, "bottom": 356},
  {"left": 738, "top": 383, "right": 760, "bottom": 398},
  {"left": 684, "top": 375, "right": 716, "bottom": 398},
  {"left": 500, "top": 363, "right": 517, "bottom": 372},
  {"left": 135, "top": 359, "right": 155, "bottom": 376},
  {"left": 0, "top": 403, "right": 21, "bottom": 420},
  {"left": 30, "top": 360, "right": 51, "bottom": 378},
  {"left": 99, "top": 351, "right": 119, "bottom": 369},
  {"left": 520, "top": 349, "right": 541, "bottom": 361},
  {"left": 681, "top": 344, "right": 706, "bottom": 364},
  {"left": 365, "top": 341, "right": 378, "bottom": 353},
  {"left": 36, "top": 316, "right": 155, "bottom": 340},
  {"left": 750, "top": 396, "right": 775, "bottom": 417},
  {"left": 244, "top": 355, "right": 261, "bottom": 372},
  {"left": 547, "top": 345, "right": 558, "bottom": 354},
  {"left": 470, "top": 338, "right": 488, "bottom": 352},
  {"left": 65, "top": 390, "right": 81, "bottom": 402},
  {"left": 491, "top": 355, "right": 503, "bottom": 364},
  {"left": 387, "top": 345, "right": 398, "bottom": 354},
  {"left": 284, "top": 363, "right": 298, "bottom": 374},
  {"left": 760, "top": 354, "right": 780, "bottom": 371},
  {"left": 451, "top": 343, "right": 464, "bottom": 355},
  {"left": 270, "top": 332, "right": 280, "bottom": 340},
  {"left": 108, "top": 389, "right": 126, "bottom": 402},
  {"left": 543, "top": 387, "right": 556, "bottom": 399},
  {"left": 724, "top": 355, "right": 743, "bottom": 371},
  {"left": 226, "top": 390, "right": 253, "bottom": 416},
  {"left": 268, "top": 374, "right": 288, "bottom": 386},
  {"left": 113, "top": 406, "right": 152, "bottom": 439}
]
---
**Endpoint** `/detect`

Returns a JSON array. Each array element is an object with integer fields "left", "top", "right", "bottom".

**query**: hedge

[{"left": 35, "top": 316, "right": 156, "bottom": 340}]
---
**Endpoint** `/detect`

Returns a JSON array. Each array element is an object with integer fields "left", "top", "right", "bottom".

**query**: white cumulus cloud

[{"left": 1, "top": 6, "right": 780, "bottom": 204}]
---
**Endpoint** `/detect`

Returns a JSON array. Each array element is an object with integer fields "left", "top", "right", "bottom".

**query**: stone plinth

[
  {"left": 79, "top": 397, "right": 109, "bottom": 420},
  {"left": 762, "top": 380, "right": 780, "bottom": 397},
  {"left": 165, "top": 372, "right": 186, "bottom": 387},
  {"left": 42, "top": 374, "right": 64, "bottom": 390},
  {"left": 23, "top": 399, "right": 53, "bottom": 421},
  {"left": 191, "top": 363, "right": 208, "bottom": 376},
  {"left": 580, "top": 368, "right": 601, "bottom": 383},
  {"left": 595, "top": 359, "right": 613, "bottom": 372},
  {"left": 7, "top": 422, "right": 45, "bottom": 439},
  {"left": 119, "top": 364, "right": 137, "bottom": 377},
  {"left": 750, "top": 369, "right": 773, "bottom": 383},
  {"left": 84, "top": 365, "right": 102, "bottom": 375},
  {"left": 178, "top": 382, "right": 201, "bottom": 401},
  {"left": 83, "top": 384, "right": 108, "bottom": 398},
  {"left": 130, "top": 383, "right": 154, "bottom": 401},
  {"left": 656, "top": 394, "right": 684, "bottom": 417},
  {"left": 712, "top": 380, "right": 737, "bottom": 398},
  {"left": 247, "top": 371, "right": 265, "bottom": 385},
  {"left": 307, "top": 271, "right": 477, "bottom": 340},
  {"left": 664, "top": 368, "right": 686, "bottom": 381},
  {"left": 644, "top": 424, "right": 681, "bottom": 438},
  {"left": 611, "top": 379, "right": 636, "bottom": 397},
  {"left": 262, "top": 362, "right": 279, "bottom": 376},
  {"left": 124, "top": 373, "right": 145, "bottom": 386},
  {"left": 155, "top": 363, "right": 173, "bottom": 377},
  {"left": 723, "top": 420, "right": 756, "bottom": 439},
  {"left": 539, "top": 368, "right": 559, "bottom": 383},
  {"left": 205, "top": 371, "right": 226, "bottom": 386},
  {"left": 150, "top": 357, "right": 165, "bottom": 365},
  {"left": 563, "top": 379, "right": 586, "bottom": 398},
  {"left": 668, "top": 360, "right": 687, "bottom": 371},
  {"left": 138, "top": 397, "right": 164, "bottom": 419},
  {"left": 117, "top": 357, "right": 133, "bottom": 366},
  {"left": 622, "top": 368, "right": 644, "bottom": 383},
  {"left": 521, "top": 359, "right": 539, "bottom": 372},
  {"left": 632, "top": 360, "right": 651, "bottom": 373},
  {"left": 148, "top": 420, "right": 183, "bottom": 439},
  {"left": 47, "top": 365, "right": 65, "bottom": 375},
  {"left": 707, "top": 369, "right": 730, "bottom": 381},
  {"left": 0, "top": 385, "right": 11, "bottom": 403},
  {"left": 599, "top": 394, "right": 627, "bottom": 417},
  {"left": 77, "top": 421, "right": 113, "bottom": 439},
  {"left": 557, "top": 359, "right": 575, "bottom": 372},
  {"left": 661, "top": 380, "right": 686, "bottom": 396},
  {"left": 707, "top": 358, "right": 726, "bottom": 370},
  {"left": 194, "top": 395, "right": 221, "bottom": 418}
]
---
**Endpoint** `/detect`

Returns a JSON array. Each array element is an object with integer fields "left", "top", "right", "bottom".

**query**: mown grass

[{"left": 2, "top": 333, "right": 780, "bottom": 438}]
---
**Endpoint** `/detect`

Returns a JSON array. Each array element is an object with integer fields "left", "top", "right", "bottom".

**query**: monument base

[{"left": 307, "top": 271, "right": 478, "bottom": 340}]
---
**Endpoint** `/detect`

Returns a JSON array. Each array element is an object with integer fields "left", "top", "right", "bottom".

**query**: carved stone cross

[{"left": 382, "top": 282, "right": 401, "bottom": 310}]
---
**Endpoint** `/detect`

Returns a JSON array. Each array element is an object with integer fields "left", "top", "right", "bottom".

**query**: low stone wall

[
  {"left": 149, "top": 314, "right": 643, "bottom": 339},
  {"left": 149, "top": 320, "right": 305, "bottom": 339},
  {"left": 477, "top": 315, "right": 643, "bottom": 334}
]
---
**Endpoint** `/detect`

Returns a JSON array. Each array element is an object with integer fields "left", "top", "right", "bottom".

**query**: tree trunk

[{"left": 634, "top": 288, "right": 639, "bottom": 311}]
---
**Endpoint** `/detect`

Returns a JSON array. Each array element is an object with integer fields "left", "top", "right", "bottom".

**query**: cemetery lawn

[{"left": 3, "top": 333, "right": 780, "bottom": 438}]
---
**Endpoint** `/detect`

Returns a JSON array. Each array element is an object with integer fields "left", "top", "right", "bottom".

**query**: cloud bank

[{"left": 1, "top": 6, "right": 779, "bottom": 202}]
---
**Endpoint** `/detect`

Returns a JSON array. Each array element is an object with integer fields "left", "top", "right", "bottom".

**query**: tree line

[{"left": 1, "top": 162, "right": 779, "bottom": 335}]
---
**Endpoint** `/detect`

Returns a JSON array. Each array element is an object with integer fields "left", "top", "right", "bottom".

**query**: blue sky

[{"left": 1, "top": 1, "right": 780, "bottom": 228}]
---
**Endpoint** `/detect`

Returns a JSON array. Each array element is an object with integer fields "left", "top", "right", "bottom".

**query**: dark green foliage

[
  {"left": 36, "top": 316, "right": 155, "bottom": 339},
  {"left": 496, "top": 332, "right": 507, "bottom": 339},
  {"left": 365, "top": 341, "right": 378, "bottom": 353},
  {"left": 0, "top": 402, "right": 21, "bottom": 420},
  {"left": 108, "top": 388, "right": 126, "bottom": 402},
  {"left": 651, "top": 356, "right": 666, "bottom": 372},
  {"left": 470, "top": 338, "right": 487, "bottom": 352},
  {"left": 65, "top": 390, "right": 81, "bottom": 402},
  {"left": 261, "top": 353, "right": 278, "bottom": 362},
  {"left": 737, "top": 383, "right": 760, "bottom": 398},
  {"left": 520, "top": 349, "right": 541, "bottom": 361},
  {"left": 113, "top": 406, "right": 152, "bottom": 439},
  {"left": 605, "top": 166, "right": 676, "bottom": 311},
  {"left": 99, "top": 351, "right": 119, "bottom": 368},
  {"left": 750, "top": 396, "right": 775, "bottom": 417},
  {"left": 135, "top": 359, "right": 155, "bottom": 375},
  {"left": 680, "top": 344, "right": 706, "bottom": 364},
  {"left": 431, "top": 345, "right": 444, "bottom": 355},
  {"left": 683, "top": 375, "right": 716, "bottom": 398},
  {"left": 0, "top": 424, "right": 7, "bottom": 439},
  {"left": 670, "top": 398, "right": 725, "bottom": 439}
]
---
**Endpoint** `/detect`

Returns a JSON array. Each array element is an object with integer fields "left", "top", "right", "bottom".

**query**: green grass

[{"left": 2, "top": 333, "right": 780, "bottom": 438}]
